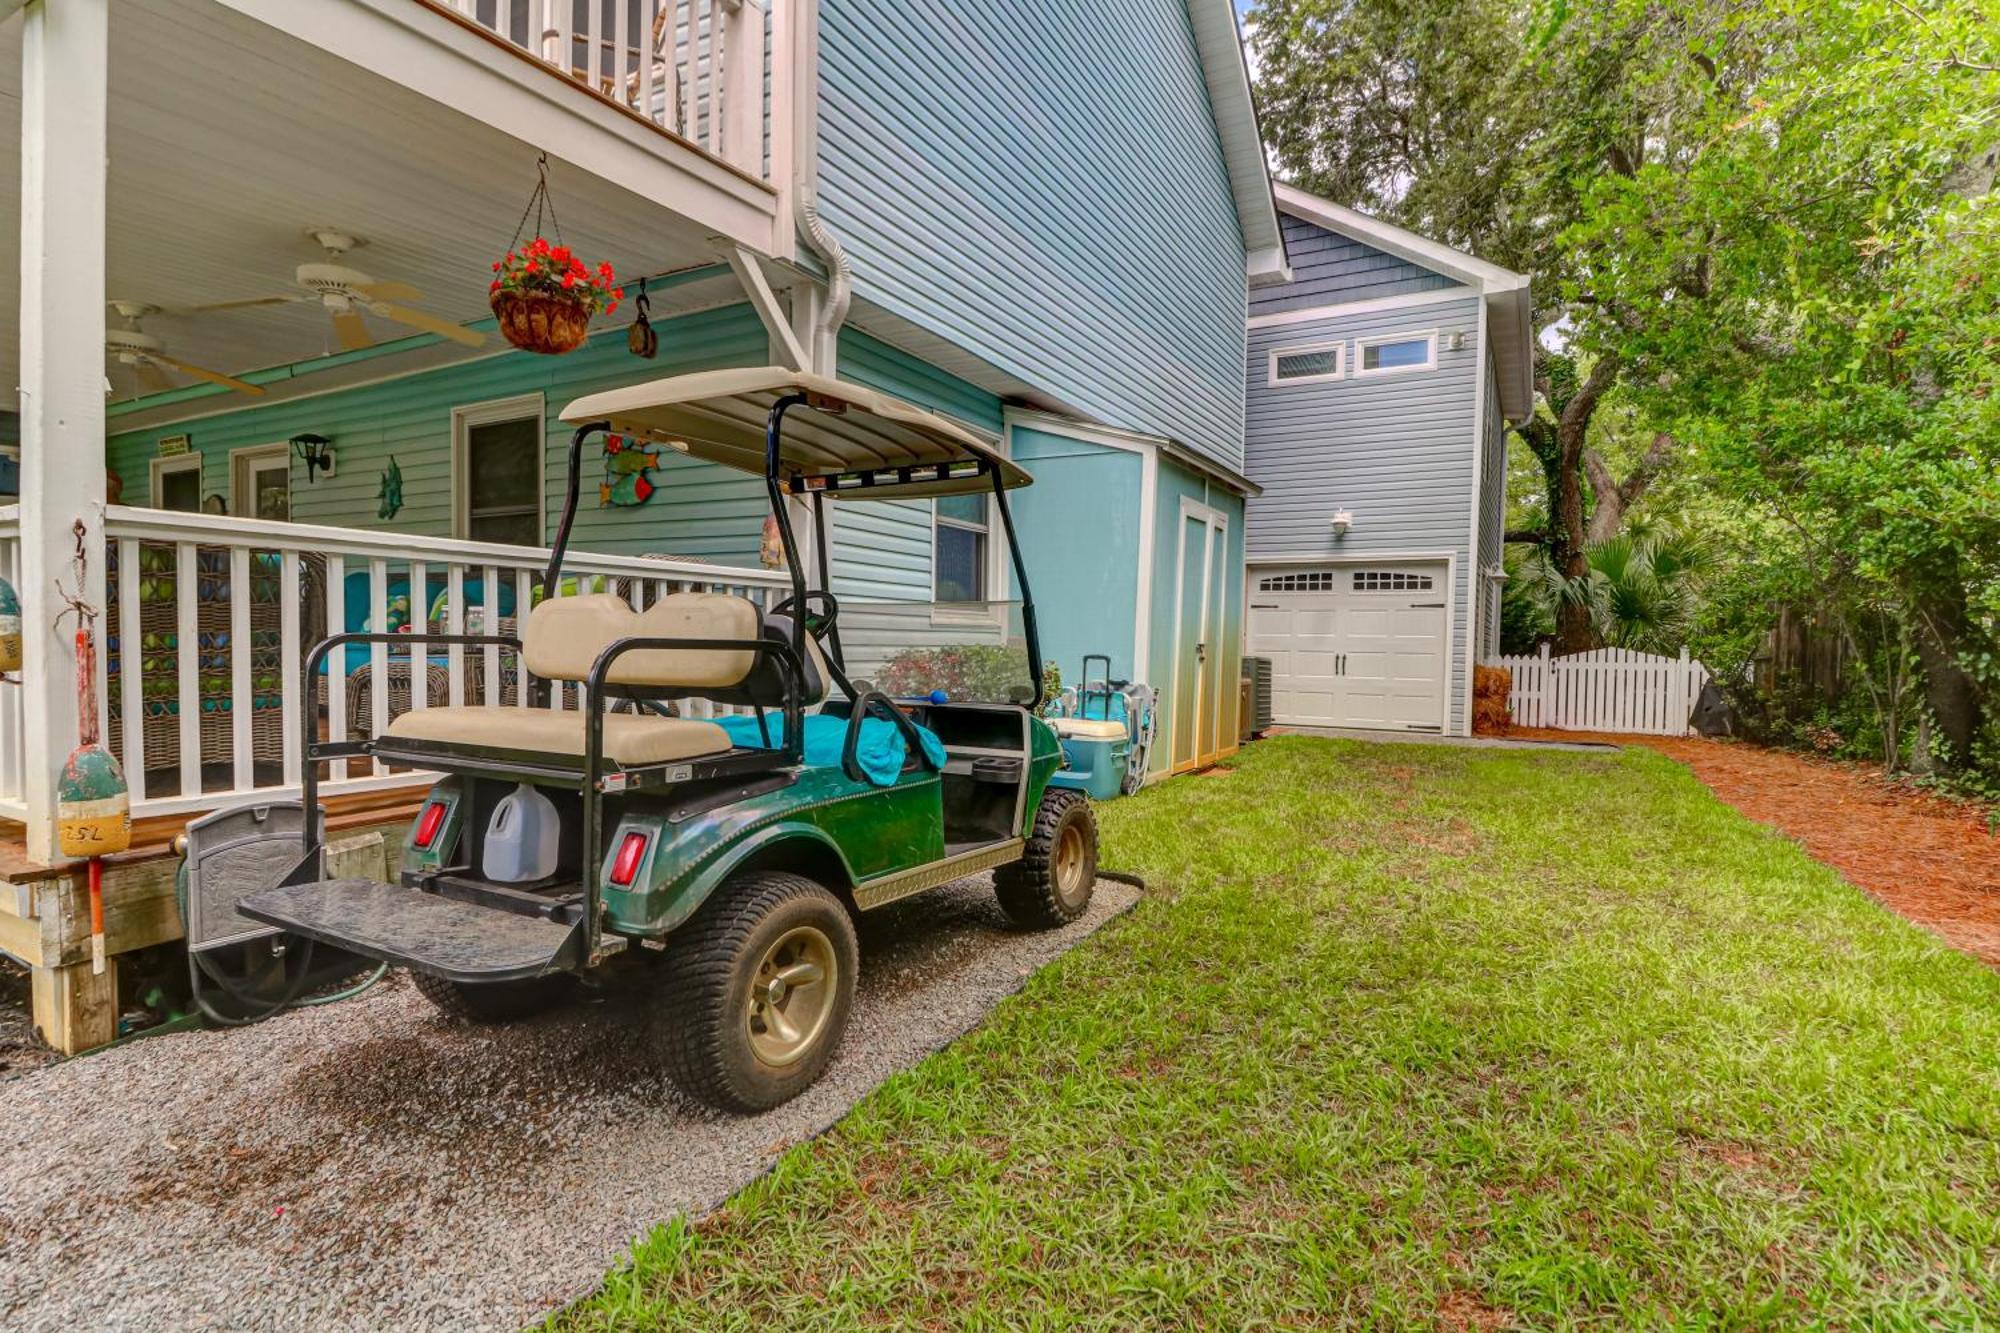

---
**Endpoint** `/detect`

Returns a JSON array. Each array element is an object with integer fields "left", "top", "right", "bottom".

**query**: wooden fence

[{"left": 1488, "top": 645, "right": 1710, "bottom": 737}]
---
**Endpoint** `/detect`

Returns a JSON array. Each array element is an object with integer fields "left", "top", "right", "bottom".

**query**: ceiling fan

[
  {"left": 195, "top": 228, "right": 486, "bottom": 352},
  {"left": 106, "top": 302, "right": 264, "bottom": 397}
]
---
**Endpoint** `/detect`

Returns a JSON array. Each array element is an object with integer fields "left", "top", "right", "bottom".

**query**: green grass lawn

[{"left": 560, "top": 737, "right": 2000, "bottom": 1328}]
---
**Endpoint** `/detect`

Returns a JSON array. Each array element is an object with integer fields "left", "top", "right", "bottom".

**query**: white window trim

[
  {"left": 1354, "top": 329, "right": 1439, "bottom": 378},
  {"left": 1267, "top": 340, "right": 1345, "bottom": 386},
  {"left": 930, "top": 492, "right": 1007, "bottom": 625},
  {"left": 149, "top": 452, "right": 202, "bottom": 509},
  {"left": 229, "top": 442, "right": 291, "bottom": 521},
  {"left": 451, "top": 392, "right": 545, "bottom": 543}
]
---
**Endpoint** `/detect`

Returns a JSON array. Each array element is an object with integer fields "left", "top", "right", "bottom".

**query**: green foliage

[
  {"left": 876, "top": 644, "right": 1049, "bottom": 705},
  {"left": 1512, "top": 524, "right": 1710, "bottom": 653}
]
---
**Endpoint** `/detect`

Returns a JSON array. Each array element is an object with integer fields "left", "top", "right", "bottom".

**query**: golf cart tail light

[
  {"left": 610, "top": 831, "right": 649, "bottom": 886},
  {"left": 413, "top": 801, "right": 448, "bottom": 849}
]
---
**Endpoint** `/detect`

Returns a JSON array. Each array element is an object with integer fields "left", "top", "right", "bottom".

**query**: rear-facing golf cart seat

[{"left": 382, "top": 591, "right": 822, "bottom": 766}]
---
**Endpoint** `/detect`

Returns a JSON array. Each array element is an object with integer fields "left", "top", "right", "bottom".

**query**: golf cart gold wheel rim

[
  {"left": 746, "top": 925, "right": 838, "bottom": 1069},
  {"left": 1055, "top": 820, "right": 1088, "bottom": 903}
]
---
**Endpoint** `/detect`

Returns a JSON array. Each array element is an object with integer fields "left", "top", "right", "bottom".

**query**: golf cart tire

[
  {"left": 994, "top": 789, "right": 1097, "bottom": 929},
  {"left": 659, "top": 870, "right": 858, "bottom": 1113},
  {"left": 412, "top": 971, "right": 576, "bottom": 1024}
]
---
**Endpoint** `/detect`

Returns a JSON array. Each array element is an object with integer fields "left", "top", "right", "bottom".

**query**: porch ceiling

[{"left": 0, "top": 0, "right": 758, "bottom": 410}]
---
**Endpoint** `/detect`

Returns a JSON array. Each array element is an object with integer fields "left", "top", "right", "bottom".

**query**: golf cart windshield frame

[{"left": 544, "top": 395, "right": 1044, "bottom": 715}]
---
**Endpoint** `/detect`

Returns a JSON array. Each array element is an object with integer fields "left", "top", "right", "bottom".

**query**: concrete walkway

[{"left": 1268, "top": 726, "right": 1619, "bottom": 753}]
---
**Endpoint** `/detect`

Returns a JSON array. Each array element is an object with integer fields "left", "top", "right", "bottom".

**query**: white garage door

[{"left": 1247, "top": 563, "right": 1449, "bottom": 731}]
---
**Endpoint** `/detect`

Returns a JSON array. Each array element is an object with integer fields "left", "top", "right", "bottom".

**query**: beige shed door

[{"left": 1246, "top": 563, "right": 1448, "bottom": 731}]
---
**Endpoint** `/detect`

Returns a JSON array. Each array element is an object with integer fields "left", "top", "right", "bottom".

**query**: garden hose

[
  {"left": 1096, "top": 869, "right": 1146, "bottom": 890},
  {"left": 175, "top": 857, "right": 389, "bottom": 1028}
]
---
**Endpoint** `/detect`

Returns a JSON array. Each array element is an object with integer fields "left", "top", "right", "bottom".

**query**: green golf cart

[{"left": 227, "top": 368, "right": 1097, "bottom": 1112}]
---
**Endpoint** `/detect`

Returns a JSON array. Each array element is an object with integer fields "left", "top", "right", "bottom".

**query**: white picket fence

[{"left": 1489, "top": 644, "right": 1709, "bottom": 737}]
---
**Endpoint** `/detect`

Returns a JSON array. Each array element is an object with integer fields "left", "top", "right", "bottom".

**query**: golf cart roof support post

[
  {"left": 765, "top": 393, "right": 811, "bottom": 734},
  {"left": 810, "top": 491, "right": 847, "bottom": 669},
  {"left": 990, "top": 470, "right": 1044, "bottom": 711},
  {"left": 544, "top": 422, "right": 610, "bottom": 601}
]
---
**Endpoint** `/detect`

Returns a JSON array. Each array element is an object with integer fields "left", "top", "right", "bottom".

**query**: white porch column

[{"left": 18, "top": 0, "right": 109, "bottom": 863}]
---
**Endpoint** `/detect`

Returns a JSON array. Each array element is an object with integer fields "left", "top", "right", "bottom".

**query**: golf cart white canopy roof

[{"left": 561, "top": 367, "right": 1032, "bottom": 499}]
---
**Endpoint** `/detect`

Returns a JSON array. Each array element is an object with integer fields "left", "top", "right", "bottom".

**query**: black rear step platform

[{"left": 238, "top": 879, "right": 585, "bottom": 984}]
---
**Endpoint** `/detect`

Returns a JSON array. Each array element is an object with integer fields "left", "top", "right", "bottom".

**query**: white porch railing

[
  {"left": 439, "top": 0, "right": 771, "bottom": 178},
  {"left": 1490, "top": 644, "right": 1710, "bottom": 737},
  {"left": 0, "top": 505, "right": 789, "bottom": 823}
]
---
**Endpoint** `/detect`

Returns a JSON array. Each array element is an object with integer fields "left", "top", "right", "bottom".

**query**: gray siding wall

[
  {"left": 1249, "top": 214, "right": 1463, "bottom": 316},
  {"left": 817, "top": 0, "right": 1249, "bottom": 469},
  {"left": 1243, "top": 294, "right": 1485, "bottom": 732}
]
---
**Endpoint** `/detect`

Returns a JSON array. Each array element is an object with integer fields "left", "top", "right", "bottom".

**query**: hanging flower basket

[{"left": 490, "top": 236, "right": 623, "bottom": 356}]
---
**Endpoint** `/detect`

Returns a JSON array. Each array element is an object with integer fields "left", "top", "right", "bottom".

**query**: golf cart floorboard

[{"left": 239, "top": 878, "right": 582, "bottom": 984}]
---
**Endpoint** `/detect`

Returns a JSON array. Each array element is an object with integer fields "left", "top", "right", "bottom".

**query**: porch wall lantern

[
  {"left": 1330, "top": 508, "right": 1354, "bottom": 536},
  {"left": 290, "top": 432, "right": 336, "bottom": 484}
]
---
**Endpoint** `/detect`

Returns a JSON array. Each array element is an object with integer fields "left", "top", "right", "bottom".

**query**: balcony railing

[
  {"left": 0, "top": 506, "right": 790, "bottom": 823},
  {"left": 437, "top": 0, "right": 771, "bottom": 179}
]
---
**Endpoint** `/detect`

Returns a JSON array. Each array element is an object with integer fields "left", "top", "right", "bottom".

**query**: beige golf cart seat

[{"left": 383, "top": 591, "right": 819, "bottom": 766}]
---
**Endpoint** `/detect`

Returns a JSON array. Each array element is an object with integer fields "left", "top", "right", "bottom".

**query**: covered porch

[{"left": 1, "top": 0, "right": 814, "bottom": 1050}]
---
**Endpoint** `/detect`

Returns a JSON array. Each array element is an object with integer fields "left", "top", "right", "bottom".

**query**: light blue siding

[
  {"left": 1146, "top": 456, "right": 1244, "bottom": 773},
  {"left": 1250, "top": 213, "right": 1462, "bottom": 315},
  {"left": 1244, "top": 295, "right": 1485, "bottom": 732},
  {"left": 817, "top": 0, "right": 1248, "bottom": 467},
  {"left": 1007, "top": 426, "right": 1145, "bottom": 685}
]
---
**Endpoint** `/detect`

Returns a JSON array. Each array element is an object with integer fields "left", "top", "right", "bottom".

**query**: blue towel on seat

[{"left": 715, "top": 712, "right": 947, "bottom": 787}]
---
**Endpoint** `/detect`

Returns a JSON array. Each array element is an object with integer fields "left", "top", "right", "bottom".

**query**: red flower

[
  {"left": 526, "top": 259, "right": 538, "bottom": 272},
  {"left": 598, "top": 262, "right": 614, "bottom": 279},
  {"left": 489, "top": 278, "right": 501, "bottom": 292},
  {"left": 530, "top": 237, "right": 549, "bottom": 256},
  {"left": 562, "top": 273, "right": 576, "bottom": 289},
  {"left": 612, "top": 286, "right": 625, "bottom": 299},
  {"left": 552, "top": 245, "right": 570, "bottom": 263},
  {"left": 491, "top": 260, "right": 501, "bottom": 272}
]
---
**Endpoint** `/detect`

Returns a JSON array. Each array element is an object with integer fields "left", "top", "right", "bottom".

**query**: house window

[
  {"left": 1353, "top": 570, "right": 1434, "bottom": 592},
  {"left": 453, "top": 394, "right": 544, "bottom": 546},
  {"left": 150, "top": 454, "right": 202, "bottom": 512},
  {"left": 934, "top": 492, "right": 989, "bottom": 603},
  {"left": 1268, "top": 341, "right": 1344, "bottom": 386},
  {"left": 1356, "top": 332, "right": 1438, "bottom": 376},
  {"left": 231, "top": 444, "right": 290, "bottom": 522}
]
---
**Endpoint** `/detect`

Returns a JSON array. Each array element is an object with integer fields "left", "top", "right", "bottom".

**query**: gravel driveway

[{"left": 0, "top": 873, "right": 1137, "bottom": 1332}]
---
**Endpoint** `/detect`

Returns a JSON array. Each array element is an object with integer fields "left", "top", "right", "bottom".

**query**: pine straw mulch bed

[{"left": 1512, "top": 727, "right": 2000, "bottom": 967}]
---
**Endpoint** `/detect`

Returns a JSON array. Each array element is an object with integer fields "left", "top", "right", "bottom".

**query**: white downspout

[{"left": 787, "top": 0, "right": 850, "bottom": 374}]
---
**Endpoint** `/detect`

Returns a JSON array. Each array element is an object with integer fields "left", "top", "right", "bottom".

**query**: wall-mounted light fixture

[
  {"left": 289, "top": 432, "right": 336, "bottom": 484},
  {"left": 1331, "top": 508, "right": 1353, "bottom": 536}
]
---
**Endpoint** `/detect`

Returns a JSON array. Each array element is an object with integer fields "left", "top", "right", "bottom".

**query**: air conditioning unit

[{"left": 1241, "top": 655, "right": 1274, "bottom": 739}]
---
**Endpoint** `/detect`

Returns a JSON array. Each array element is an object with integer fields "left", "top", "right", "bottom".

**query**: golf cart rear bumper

[{"left": 238, "top": 878, "right": 585, "bottom": 984}]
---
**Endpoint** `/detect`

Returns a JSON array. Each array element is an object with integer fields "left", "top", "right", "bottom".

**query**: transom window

[
  {"left": 1356, "top": 332, "right": 1438, "bottom": 376},
  {"left": 1258, "top": 571, "right": 1337, "bottom": 592},
  {"left": 454, "top": 394, "right": 545, "bottom": 546},
  {"left": 1268, "top": 341, "right": 1344, "bottom": 385},
  {"left": 1353, "top": 570, "right": 1434, "bottom": 592},
  {"left": 934, "top": 492, "right": 989, "bottom": 602}
]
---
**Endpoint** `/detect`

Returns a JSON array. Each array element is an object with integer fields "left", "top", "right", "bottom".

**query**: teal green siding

[
  {"left": 1008, "top": 426, "right": 1143, "bottom": 684},
  {"left": 108, "top": 304, "right": 775, "bottom": 563},
  {"left": 817, "top": 0, "right": 1249, "bottom": 468}
]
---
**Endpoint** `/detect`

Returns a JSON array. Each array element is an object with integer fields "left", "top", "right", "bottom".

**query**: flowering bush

[{"left": 490, "top": 237, "right": 624, "bottom": 317}]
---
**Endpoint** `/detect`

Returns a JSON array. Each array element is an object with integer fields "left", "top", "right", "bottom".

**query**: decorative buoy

[
  {"left": 52, "top": 522, "right": 130, "bottom": 973},
  {"left": 0, "top": 575, "right": 19, "bottom": 673}
]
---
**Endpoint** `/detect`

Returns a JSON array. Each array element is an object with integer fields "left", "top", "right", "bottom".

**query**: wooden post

[{"left": 18, "top": 0, "right": 110, "bottom": 865}]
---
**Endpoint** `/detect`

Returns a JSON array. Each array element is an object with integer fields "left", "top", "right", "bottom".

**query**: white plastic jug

[{"left": 483, "top": 783, "right": 561, "bottom": 882}]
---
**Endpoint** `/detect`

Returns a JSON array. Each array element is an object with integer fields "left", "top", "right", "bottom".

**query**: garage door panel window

[
  {"left": 1258, "top": 570, "right": 1337, "bottom": 592},
  {"left": 1353, "top": 570, "right": 1435, "bottom": 592}
]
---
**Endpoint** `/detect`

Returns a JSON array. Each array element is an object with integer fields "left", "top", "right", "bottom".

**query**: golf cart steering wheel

[{"left": 771, "top": 590, "right": 839, "bottom": 645}]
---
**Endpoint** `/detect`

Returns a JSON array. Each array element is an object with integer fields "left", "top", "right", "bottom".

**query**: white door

[{"left": 1247, "top": 563, "right": 1449, "bottom": 731}]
